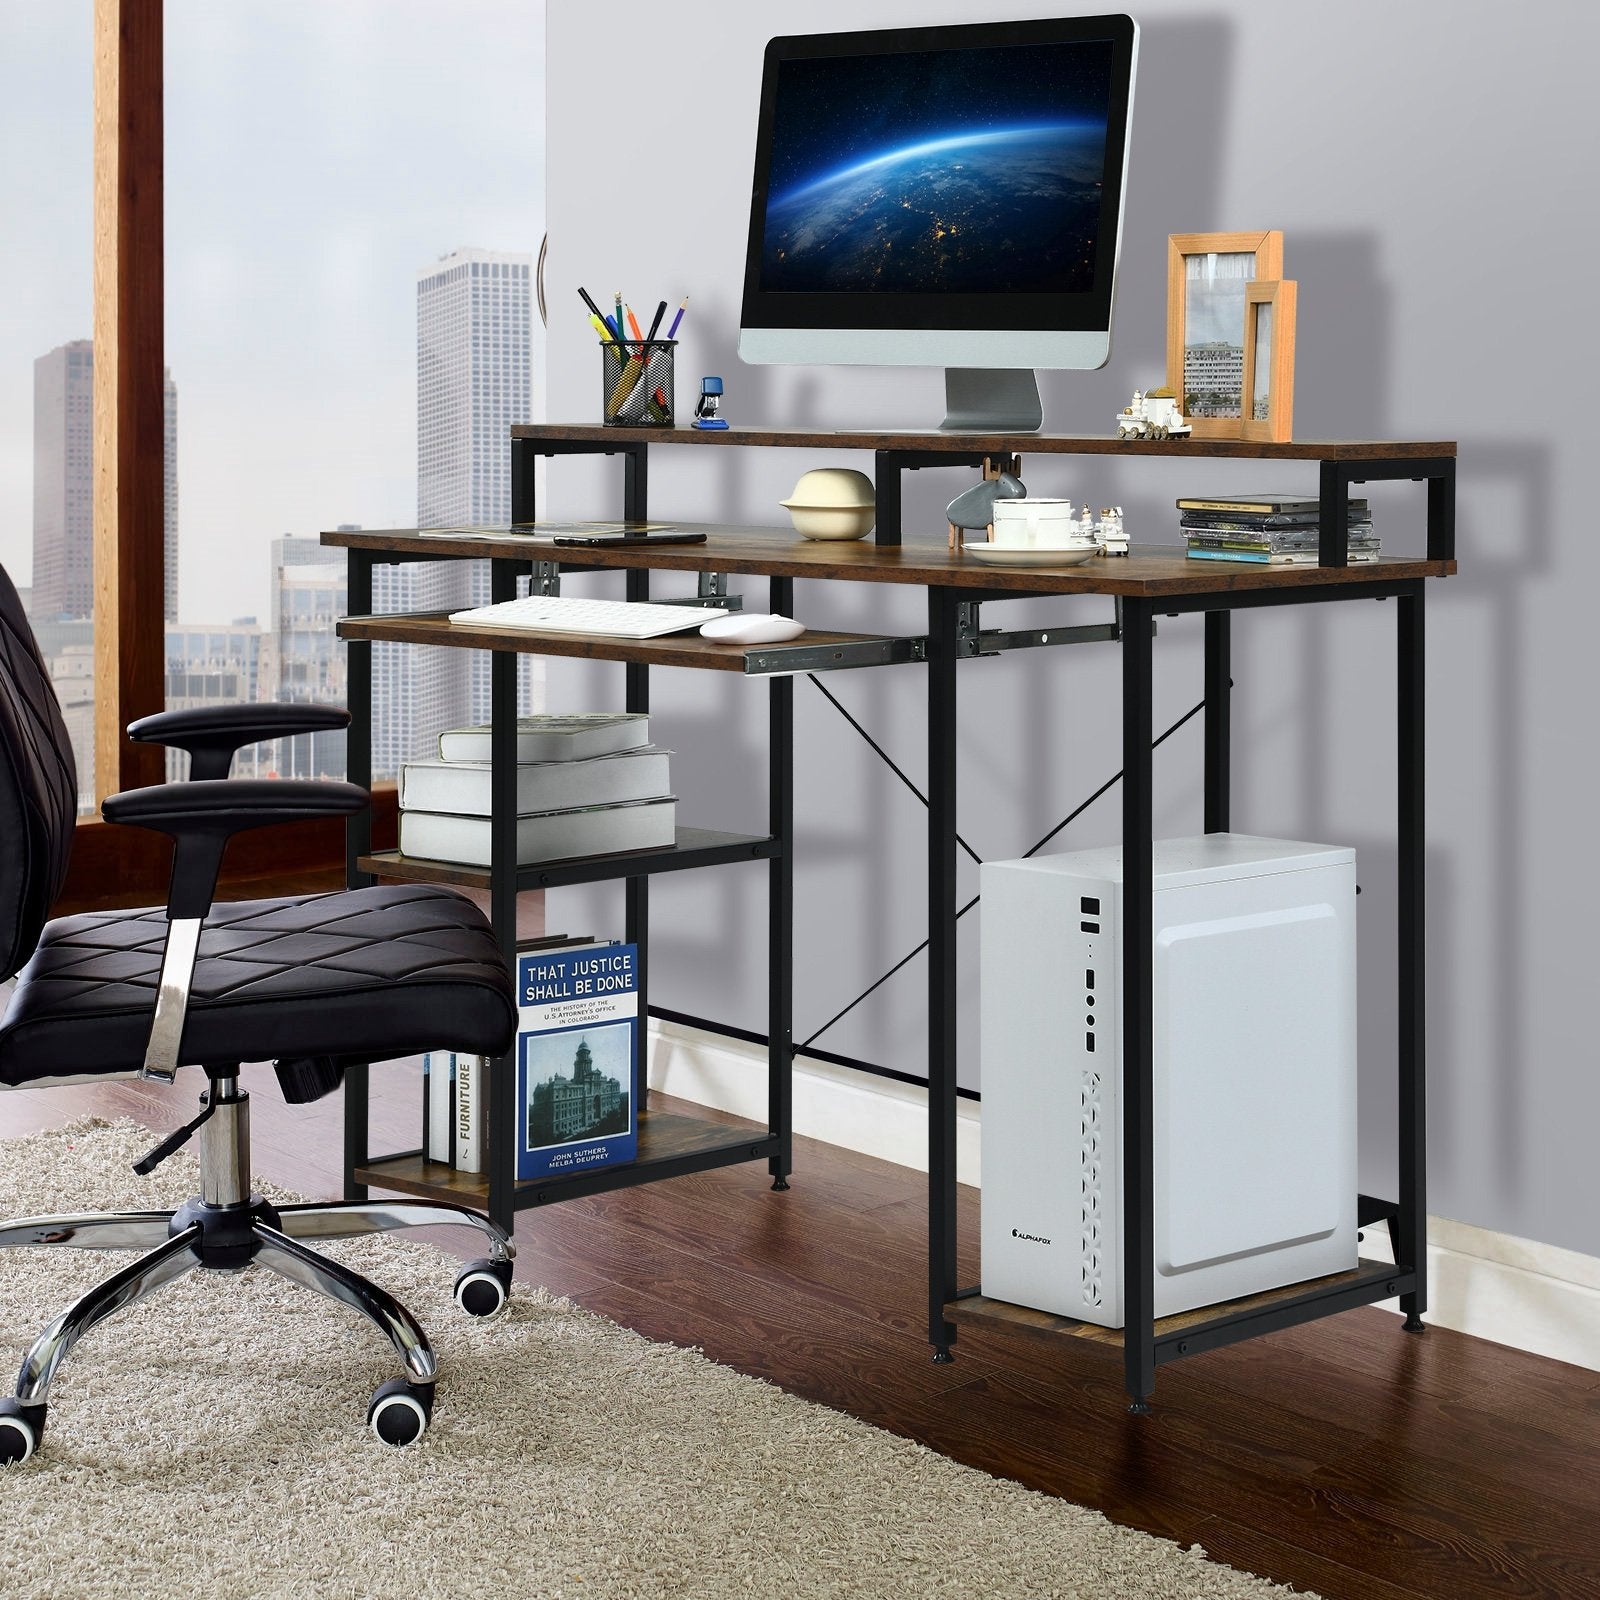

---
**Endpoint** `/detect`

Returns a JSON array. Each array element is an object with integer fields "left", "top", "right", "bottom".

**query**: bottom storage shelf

[
  {"left": 947, "top": 1258, "right": 1411, "bottom": 1361},
  {"left": 353, "top": 1100, "right": 776, "bottom": 1210}
]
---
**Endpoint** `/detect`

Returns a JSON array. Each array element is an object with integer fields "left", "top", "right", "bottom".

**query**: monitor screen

[
  {"left": 758, "top": 40, "right": 1116, "bottom": 299},
  {"left": 740, "top": 16, "right": 1138, "bottom": 346}
]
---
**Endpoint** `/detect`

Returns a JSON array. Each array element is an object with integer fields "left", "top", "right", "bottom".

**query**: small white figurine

[
  {"left": 1098, "top": 506, "right": 1129, "bottom": 556},
  {"left": 1116, "top": 386, "right": 1192, "bottom": 441}
]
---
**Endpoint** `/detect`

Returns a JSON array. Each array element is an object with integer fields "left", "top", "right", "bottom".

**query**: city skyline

[{"left": 0, "top": 2, "right": 544, "bottom": 626}]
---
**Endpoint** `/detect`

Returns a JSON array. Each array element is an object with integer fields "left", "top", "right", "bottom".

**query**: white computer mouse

[{"left": 699, "top": 613, "right": 807, "bottom": 644}]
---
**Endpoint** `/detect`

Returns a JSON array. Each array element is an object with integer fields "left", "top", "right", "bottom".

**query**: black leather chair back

[{"left": 0, "top": 565, "right": 77, "bottom": 981}]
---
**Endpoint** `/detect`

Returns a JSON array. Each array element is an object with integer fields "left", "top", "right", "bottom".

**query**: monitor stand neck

[{"left": 941, "top": 368, "right": 1043, "bottom": 433}]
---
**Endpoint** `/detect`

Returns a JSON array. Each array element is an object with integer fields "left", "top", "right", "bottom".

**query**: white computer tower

[{"left": 979, "top": 834, "right": 1357, "bottom": 1327}]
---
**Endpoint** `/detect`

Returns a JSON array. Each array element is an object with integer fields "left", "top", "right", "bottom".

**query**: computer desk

[{"left": 325, "top": 423, "right": 1457, "bottom": 1411}]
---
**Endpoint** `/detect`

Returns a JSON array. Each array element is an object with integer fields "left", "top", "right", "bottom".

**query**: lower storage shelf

[
  {"left": 353, "top": 1104, "right": 777, "bottom": 1211},
  {"left": 947, "top": 1258, "right": 1413, "bottom": 1363},
  {"left": 358, "top": 826, "right": 780, "bottom": 891}
]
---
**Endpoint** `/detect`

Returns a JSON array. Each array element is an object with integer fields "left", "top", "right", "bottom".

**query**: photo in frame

[
  {"left": 1241, "top": 279, "right": 1297, "bottom": 443},
  {"left": 1166, "top": 231, "right": 1283, "bottom": 439}
]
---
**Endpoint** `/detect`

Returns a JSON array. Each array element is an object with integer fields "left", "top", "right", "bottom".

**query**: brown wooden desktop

[{"left": 325, "top": 423, "right": 1456, "bottom": 1411}]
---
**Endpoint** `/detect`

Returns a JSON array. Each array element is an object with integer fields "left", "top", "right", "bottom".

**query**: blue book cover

[{"left": 515, "top": 942, "right": 639, "bottom": 1180}]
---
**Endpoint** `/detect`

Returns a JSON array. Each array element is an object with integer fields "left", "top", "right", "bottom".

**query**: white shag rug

[{"left": 0, "top": 1120, "right": 1315, "bottom": 1600}]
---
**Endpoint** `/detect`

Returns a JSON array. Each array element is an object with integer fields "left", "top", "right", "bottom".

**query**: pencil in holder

[{"left": 602, "top": 338, "right": 676, "bottom": 426}]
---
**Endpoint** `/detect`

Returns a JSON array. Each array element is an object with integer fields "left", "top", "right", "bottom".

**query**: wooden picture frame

[
  {"left": 1241, "top": 280, "right": 1297, "bottom": 443},
  {"left": 1166, "top": 231, "right": 1283, "bottom": 440}
]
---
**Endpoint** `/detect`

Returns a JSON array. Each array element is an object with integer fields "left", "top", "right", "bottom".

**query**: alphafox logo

[{"left": 1011, "top": 1228, "right": 1051, "bottom": 1246}]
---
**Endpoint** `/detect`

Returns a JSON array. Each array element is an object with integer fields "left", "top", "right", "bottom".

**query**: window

[
  {"left": 0, "top": 7, "right": 94, "bottom": 808},
  {"left": 165, "top": 2, "right": 546, "bottom": 779}
]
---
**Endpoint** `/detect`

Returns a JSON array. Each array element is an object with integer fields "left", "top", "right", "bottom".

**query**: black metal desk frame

[{"left": 332, "top": 429, "right": 1454, "bottom": 1411}]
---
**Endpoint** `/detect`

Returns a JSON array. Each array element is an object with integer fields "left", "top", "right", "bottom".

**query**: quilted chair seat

[{"left": 0, "top": 883, "right": 515, "bottom": 1087}]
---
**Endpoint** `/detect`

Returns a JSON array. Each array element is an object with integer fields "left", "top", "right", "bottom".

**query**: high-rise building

[
  {"left": 269, "top": 534, "right": 348, "bottom": 779},
  {"left": 374, "top": 247, "right": 538, "bottom": 774},
  {"left": 30, "top": 341, "right": 93, "bottom": 622},
  {"left": 164, "top": 369, "right": 179, "bottom": 621},
  {"left": 417, "top": 247, "right": 531, "bottom": 529},
  {"left": 30, "top": 340, "right": 177, "bottom": 622},
  {"left": 164, "top": 619, "right": 267, "bottom": 781}
]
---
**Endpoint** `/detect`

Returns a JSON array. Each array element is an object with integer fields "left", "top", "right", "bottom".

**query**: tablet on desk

[{"left": 552, "top": 531, "right": 707, "bottom": 547}]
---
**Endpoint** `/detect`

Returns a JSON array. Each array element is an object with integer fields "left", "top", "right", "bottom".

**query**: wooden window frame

[{"left": 61, "top": 0, "right": 377, "bottom": 913}]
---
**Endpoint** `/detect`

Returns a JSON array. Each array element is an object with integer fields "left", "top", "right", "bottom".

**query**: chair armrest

[
  {"left": 103, "top": 779, "right": 369, "bottom": 918},
  {"left": 127, "top": 703, "right": 351, "bottom": 780},
  {"left": 102, "top": 778, "right": 369, "bottom": 1084}
]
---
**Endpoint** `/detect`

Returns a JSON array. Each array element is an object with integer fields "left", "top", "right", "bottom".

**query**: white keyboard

[{"left": 448, "top": 594, "right": 729, "bottom": 639}]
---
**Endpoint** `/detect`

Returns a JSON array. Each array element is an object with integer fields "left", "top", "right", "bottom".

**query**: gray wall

[{"left": 545, "top": 0, "right": 1599, "bottom": 1258}]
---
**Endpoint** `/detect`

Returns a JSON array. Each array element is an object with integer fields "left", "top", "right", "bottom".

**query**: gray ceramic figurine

[{"left": 946, "top": 470, "right": 1027, "bottom": 549}]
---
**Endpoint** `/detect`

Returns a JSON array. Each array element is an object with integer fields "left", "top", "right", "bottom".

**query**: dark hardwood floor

[{"left": 3, "top": 1070, "right": 1596, "bottom": 1600}]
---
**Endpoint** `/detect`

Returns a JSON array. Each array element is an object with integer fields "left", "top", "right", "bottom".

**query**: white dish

[
  {"left": 700, "top": 612, "right": 807, "bottom": 645},
  {"left": 965, "top": 543, "right": 1101, "bottom": 568}
]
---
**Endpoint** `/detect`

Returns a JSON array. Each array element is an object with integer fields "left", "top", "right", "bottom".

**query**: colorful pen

[
  {"left": 615, "top": 292, "right": 624, "bottom": 345},
  {"left": 625, "top": 305, "right": 643, "bottom": 344},
  {"left": 665, "top": 295, "right": 689, "bottom": 340}
]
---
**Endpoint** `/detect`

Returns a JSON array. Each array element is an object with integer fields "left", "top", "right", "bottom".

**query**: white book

[
  {"left": 400, "top": 747, "right": 671, "bottom": 817},
  {"left": 454, "top": 1053, "right": 485, "bottom": 1173},
  {"left": 424, "top": 1051, "right": 453, "bottom": 1165},
  {"left": 438, "top": 714, "right": 649, "bottom": 765},
  {"left": 399, "top": 797, "right": 677, "bottom": 867}
]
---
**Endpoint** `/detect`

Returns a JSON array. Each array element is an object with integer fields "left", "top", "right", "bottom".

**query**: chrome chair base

[{"left": 0, "top": 1085, "right": 515, "bottom": 1458}]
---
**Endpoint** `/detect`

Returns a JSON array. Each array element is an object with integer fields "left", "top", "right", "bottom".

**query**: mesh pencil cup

[{"left": 602, "top": 339, "right": 676, "bottom": 426}]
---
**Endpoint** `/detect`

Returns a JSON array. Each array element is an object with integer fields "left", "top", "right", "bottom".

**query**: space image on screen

[{"left": 758, "top": 39, "right": 1114, "bottom": 298}]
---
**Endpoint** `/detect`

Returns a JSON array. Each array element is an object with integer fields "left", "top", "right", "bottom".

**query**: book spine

[
  {"left": 425, "top": 1051, "right": 455, "bottom": 1165},
  {"left": 455, "top": 1054, "right": 485, "bottom": 1173}
]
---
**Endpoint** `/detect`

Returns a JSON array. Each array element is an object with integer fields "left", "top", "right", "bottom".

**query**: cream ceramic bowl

[{"left": 781, "top": 467, "right": 877, "bottom": 541}]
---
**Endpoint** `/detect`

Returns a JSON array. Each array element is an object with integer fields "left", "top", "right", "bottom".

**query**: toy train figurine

[{"left": 1116, "top": 387, "right": 1191, "bottom": 441}]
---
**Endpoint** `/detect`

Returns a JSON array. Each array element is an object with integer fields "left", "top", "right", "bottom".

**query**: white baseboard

[
  {"left": 1358, "top": 1212, "right": 1600, "bottom": 1372},
  {"left": 647, "top": 1017, "right": 983, "bottom": 1186},
  {"left": 647, "top": 1017, "right": 1600, "bottom": 1374}
]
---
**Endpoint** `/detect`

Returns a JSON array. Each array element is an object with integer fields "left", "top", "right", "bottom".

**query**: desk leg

[
  {"left": 346, "top": 551, "right": 374, "bottom": 887},
  {"left": 1204, "top": 610, "right": 1231, "bottom": 833},
  {"left": 769, "top": 575, "right": 795, "bottom": 1190},
  {"left": 343, "top": 550, "right": 375, "bottom": 1201},
  {"left": 487, "top": 562, "right": 521, "bottom": 1239},
  {"left": 1398, "top": 586, "right": 1428, "bottom": 1331},
  {"left": 927, "top": 586, "right": 960, "bottom": 1361},
  {"left": 1121, "top": 598, "right": 1156, "bottom": 1411},
  {"left": 624, "top": 447, "right": 650, "bottom": 1105}
]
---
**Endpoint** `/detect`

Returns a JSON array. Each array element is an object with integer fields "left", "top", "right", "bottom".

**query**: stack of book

[
  {"left": 1177, "top": 493, "right": 1380, "bottom": 566},
  {"left": 399, "top": 713, "right": 676, "bottom": 866}
]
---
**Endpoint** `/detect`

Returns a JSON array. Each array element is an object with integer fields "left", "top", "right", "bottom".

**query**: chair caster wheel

[
  {"left": 368, "top": 1379, "right": 433, "bottom": 1447},
  {"left": 454, "top": 1257, "right": 512, "bottom": 1318},
  {"left": 0, "top": 1399, "right": 45, "bottom": 1466}
]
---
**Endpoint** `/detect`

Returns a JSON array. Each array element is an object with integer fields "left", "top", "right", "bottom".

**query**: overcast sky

[{"left": 0, "top": 1, "right": 544, "bottom": 623}]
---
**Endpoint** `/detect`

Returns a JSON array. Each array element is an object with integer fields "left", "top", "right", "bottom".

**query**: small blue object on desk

[{"left": 693, "top": 375, "right": 728, "bottom": 429}]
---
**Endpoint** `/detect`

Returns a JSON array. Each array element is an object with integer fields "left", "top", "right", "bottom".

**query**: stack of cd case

[{"left": 1177, "top": 494, "right": 1379, "bottom": 566}]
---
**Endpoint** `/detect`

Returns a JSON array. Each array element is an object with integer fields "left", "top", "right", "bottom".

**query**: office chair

[{"left": 0, "top": 564, "right": 518, "bottom": 1461}]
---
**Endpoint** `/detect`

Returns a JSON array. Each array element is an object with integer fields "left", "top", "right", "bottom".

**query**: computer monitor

[{"left": 738, "top": 15, "right": 1139, "bottom": 432}]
